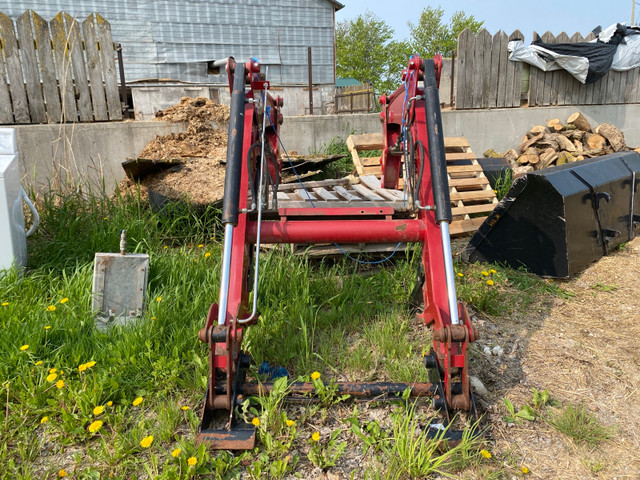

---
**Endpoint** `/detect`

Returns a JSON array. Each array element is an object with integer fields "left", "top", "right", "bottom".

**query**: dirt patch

[
  {"left": 119, "top": 97, "right": 230, "bottom": 205},
  {"left": 470, "top": 239, "right": 640, "bottom": 479}
]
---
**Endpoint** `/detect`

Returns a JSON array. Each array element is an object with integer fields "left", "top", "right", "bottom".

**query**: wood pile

[{"left": 485, "top": 112, "right": 635, "bottom": 176}]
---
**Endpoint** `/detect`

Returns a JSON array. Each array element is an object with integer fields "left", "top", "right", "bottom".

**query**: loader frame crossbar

[{"left": 197, "top": 55, "right": 478, "bottom": 450}]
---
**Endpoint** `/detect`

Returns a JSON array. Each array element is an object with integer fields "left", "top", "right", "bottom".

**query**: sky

[{"left": 336, "top": 0, "right": 635, "bottom": 43}]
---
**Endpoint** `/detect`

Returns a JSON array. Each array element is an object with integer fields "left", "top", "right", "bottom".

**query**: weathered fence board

[
  {"left": 83, "top": 14, "right": 108, "bottom": 121},
  {"left": 0, "top": 33, "right": 13, "bottom": 123},
  {"left": 96, "top": 14, "right": 122, "bottom": 120},
  {"left": 32, "top": 11, "right": 62, "bottom": 122},
  {"left": 335, "top": 84, "right": 373, "bottom": 114},
  {"left": 0, "top": 10, "right": 122, "bottom": 124},
  {"left": 0, "top": 12, "right": 29, "bottom": 123},
  {"left": 457, "top": 28, "right": 640, "bottom": 109},
  {"left": 50, "top": 13, "right": 78, "bottom": 122}
]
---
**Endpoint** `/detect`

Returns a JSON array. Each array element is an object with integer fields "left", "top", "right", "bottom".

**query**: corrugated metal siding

[{"left": 1, "top": 0, "right": 336, "bottom": 84}]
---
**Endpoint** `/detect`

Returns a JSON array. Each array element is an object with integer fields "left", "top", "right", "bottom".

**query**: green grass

[
  {"left": 547, "top": 404, "right": 614, "bottom": 446},
  {"left": 0, "top": 189, "right": 566, "bottom": 478}
]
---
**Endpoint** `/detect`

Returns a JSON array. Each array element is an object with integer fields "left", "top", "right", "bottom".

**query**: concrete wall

[
  {"left": 279, "top": 104, "right": 640, "bottom": 155},
  {"left": 12, "top": 104, "right": 640, "bottom": 197},
  {"left": 13, "top": 122, "right": 182, "bottom": 195}
]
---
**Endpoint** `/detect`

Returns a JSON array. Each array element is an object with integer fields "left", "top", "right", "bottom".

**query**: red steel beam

[{"left": 247, "top": 218, "right": 425, "bottom": 244}]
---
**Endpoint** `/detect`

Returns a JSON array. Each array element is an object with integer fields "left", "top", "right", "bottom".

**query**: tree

[
  {"left": 336, "top": 12, "right": 412, "bottom": 96},
  {"left": 409, "top": 7, "right": 484, "bottom": 58}
]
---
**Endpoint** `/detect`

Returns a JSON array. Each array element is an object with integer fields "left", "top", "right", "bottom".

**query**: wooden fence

[
  {"left": 0, "top": 10, "right": 122, "bottom": 124},
  {"left": 335, "top": 84, "right": 374, "bottom": 114},
  {"left": 455, "top": 28, "right": 640, "bottom": 109}
]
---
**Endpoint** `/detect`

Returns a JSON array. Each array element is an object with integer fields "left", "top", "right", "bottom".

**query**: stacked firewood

[{"left": 485, "top": 112, "right": 633, "bottom": 175}]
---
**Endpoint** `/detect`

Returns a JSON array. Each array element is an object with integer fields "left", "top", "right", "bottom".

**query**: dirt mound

[
  {"left": 154, "top": 96, "right": 230, "bottom": 129},
  {"left": 120, "top": 97, "right": 230, "bottom": 205}
]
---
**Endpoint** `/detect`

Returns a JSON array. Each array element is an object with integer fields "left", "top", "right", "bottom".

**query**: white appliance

[{"left": 0, "top": 128, "right": 38, "bottom": 276}]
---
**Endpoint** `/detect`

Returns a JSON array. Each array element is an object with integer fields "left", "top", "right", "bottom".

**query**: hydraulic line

[{"left": 239, "top": 69, "right": 270, "bottom": 324}]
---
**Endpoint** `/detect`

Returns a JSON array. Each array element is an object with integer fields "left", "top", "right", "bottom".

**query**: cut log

[
  {"left": 502, "top": 148, "right": 519, "bottom": 167},
  {"left": 518, "top": 147, "right": 539, "bottom": 165},
  {"left": 528, "top": 125, "right": 547, "bottom": 137},
  {"left": 537, "top": 133, "right": 559, "bottom": 151},
  {"left": 538, "top": 148, "right": 558, "bottom": 169},
  {"left": 547, "top": 118, "right": 561, "bottom": 129},
  {"left": 580, "top": 148, "right": 604, "bottom": 157},
  {"left": 553, "top": 123, "right": 567, "bottom": 132},
  {"left": 513, "top": 165, "right": 534, "bottom": 177},
  {"left": 564, "top": 129, "right": 585, "bottom": 141},
  {"left": 557, "top": 151, "right": 576, "bottom": 165},
  {"left": 552, "top": 133, "right": 576, "bottom": 152},
  {"left": 576, "top": 155, "right": 584, "bottom": 161},
  {"left": 567, "top": 112, "right": 592, "bottom": 131},
  {"left": 595, "top": 123, "right": 626, "bottom": 152},
  {"left": 518, "top": 132, "right": 543, "bottom": 153},
  {"left": 573, "top": 139, "right": 583, "bottom": 151},
  {"left": 584, "top": 133, "right": 606, "bottom": 150},
  {"left": 483, "top": 149, "right": 502, "bottom": 158},
  {"left": 635, "top": 147, "right": 640, "bottom": 154}
]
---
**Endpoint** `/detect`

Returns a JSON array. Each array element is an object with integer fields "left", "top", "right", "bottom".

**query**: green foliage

[
  {"left": 336, "top": 11, "right": 412, "bottom": 95},
  {"left": 547, "top": 404, "right": 614, "bottom": 446},
  {"left": 409, "top": 6, "right": 484, "bottom": 58},
  {"left": 307, "top": 429, "right": 347, "bottom": 471},
  {"left": 502, "top": 398, "right": 536, "bottom": 424},
  {"left": 493, "top": 168, "right": 513, "bottom": 201}
]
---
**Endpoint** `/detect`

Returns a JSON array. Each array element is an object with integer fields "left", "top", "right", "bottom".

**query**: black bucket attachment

[{"left": 462, "top": 152, "right": 640, "bottom": 278}]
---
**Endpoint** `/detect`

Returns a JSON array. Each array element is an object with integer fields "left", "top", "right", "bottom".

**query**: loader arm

[{"left": 197, "top": 55, "right": 477, "bottom": 450}]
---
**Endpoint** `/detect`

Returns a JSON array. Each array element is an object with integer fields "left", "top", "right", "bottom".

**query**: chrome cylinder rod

[
  {"left": 217, "top": 223, "right": 235, "bottom": 325},
  {"left": 439, "top": 222, "right": 460, "bottom": 325}
]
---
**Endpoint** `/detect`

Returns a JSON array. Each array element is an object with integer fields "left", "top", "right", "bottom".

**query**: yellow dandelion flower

[
  {"left": 46, "top": 373, "right": 58, "bottom": 382},
  {"left": 193, "top": 259, "right": 198, "bottom": 263},
  {"left": 1, "top": 302, "right": 8, "bottom": 306},
  {"left": 140, "top": 435, "right": 153, "bottom": 448},
  {"left": 204, "top": 252, "right": 211, "bottom": 258},
  {"left": 44, "top": 325, "right": 51, "bottom": 330},
  {"left": 88, "top": 420, "right": 103, "bottom": 433},
  {"left": 151, "top": 316, "right": 156, "bottom": 320},
  {"left": 522, "top": 466, "right": 529, "bottom": 474},
  {"left": 311, "top": 432, "right": 320, "bottom": 442},
  {"left": 56, "top": 380, "right": 65, "bottom": 389},
  {"left": 481, "top": 271, "right": 489, "bottom": 276},
  {"left": 35, "top": 361, "right": 43, "bottom": 366},
  {"left": 107, "top": 401, "right": 113, "bottom": 407},
  {"left": 251, "top": 417, "right": 260, "bottom": 426},
  {"left": 286, "top": 419, "right": 295, "bottom": 427},
  {"left": 85, "top": 361, "right": 96, "bottom": 369},
  {"left": 156, "top": 297, "right": 162, "bottom": 302},
  {"left": 486, "top": 280, "right": 494, "bottom": 286},
  {"left": 59, "top": 298, "right": 69, "bottom": 304},
  {"left": 78, "top": 364, "right": 87, "bottom": 373},
  {"left": 181, "top": 406, "right": 190, "bottom": 411},
  {"left": 58, "top": 470, "right": 67, "bottom": 478},
  {"left": 132, "top": 396, "right": 143, "bottom": 406},
  {"left": 93, "top": 406, "right": 104, "bottom": 416},
  {"left": 480, "top": 449, "right": 491, "bottom": 459},
  {"left": 187, "top": 457, "right": 197, "bottom": 466},
  {"left": 164, "top": 246, "right": 168, "bottom": 249},
  {"left": 49, "top": 368, "right": 57, "bottom": 374},
  {"left": 19, "top": 344, "right": 29, "bottom": 351},
  {"left": 457, "top": 272, "right": 464, "bottom": 277},
  {"left": 489, "top": 269, "right": 496, "bottom": 274},
  {"left": 311, "top": 371, "right": 320, "bottom": 380},
  {"left": 41, "top": 416, "right": 49, "bottom": 424},
  {"left": 46, "top": 305, "right": 56, "bottom": 312},
  {"left": 171, "top": 448, "right": 181, "bottom": 457},
  {"left": 198, "top": 244, "right": 204, "bottom": 248}
]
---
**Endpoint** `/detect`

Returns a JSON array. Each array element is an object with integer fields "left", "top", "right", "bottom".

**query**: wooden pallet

[{"left": 347, "top": 133, "right": 498, "bottom": 236}]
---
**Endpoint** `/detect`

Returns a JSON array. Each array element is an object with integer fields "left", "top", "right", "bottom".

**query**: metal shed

[{"left": 1, "top": 0, "right": 343, "bottom": 86}]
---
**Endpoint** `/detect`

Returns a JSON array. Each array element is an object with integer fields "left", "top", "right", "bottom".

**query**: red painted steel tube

[{"left": 247, "top": 218, "right": 425, "bottom": 244}]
